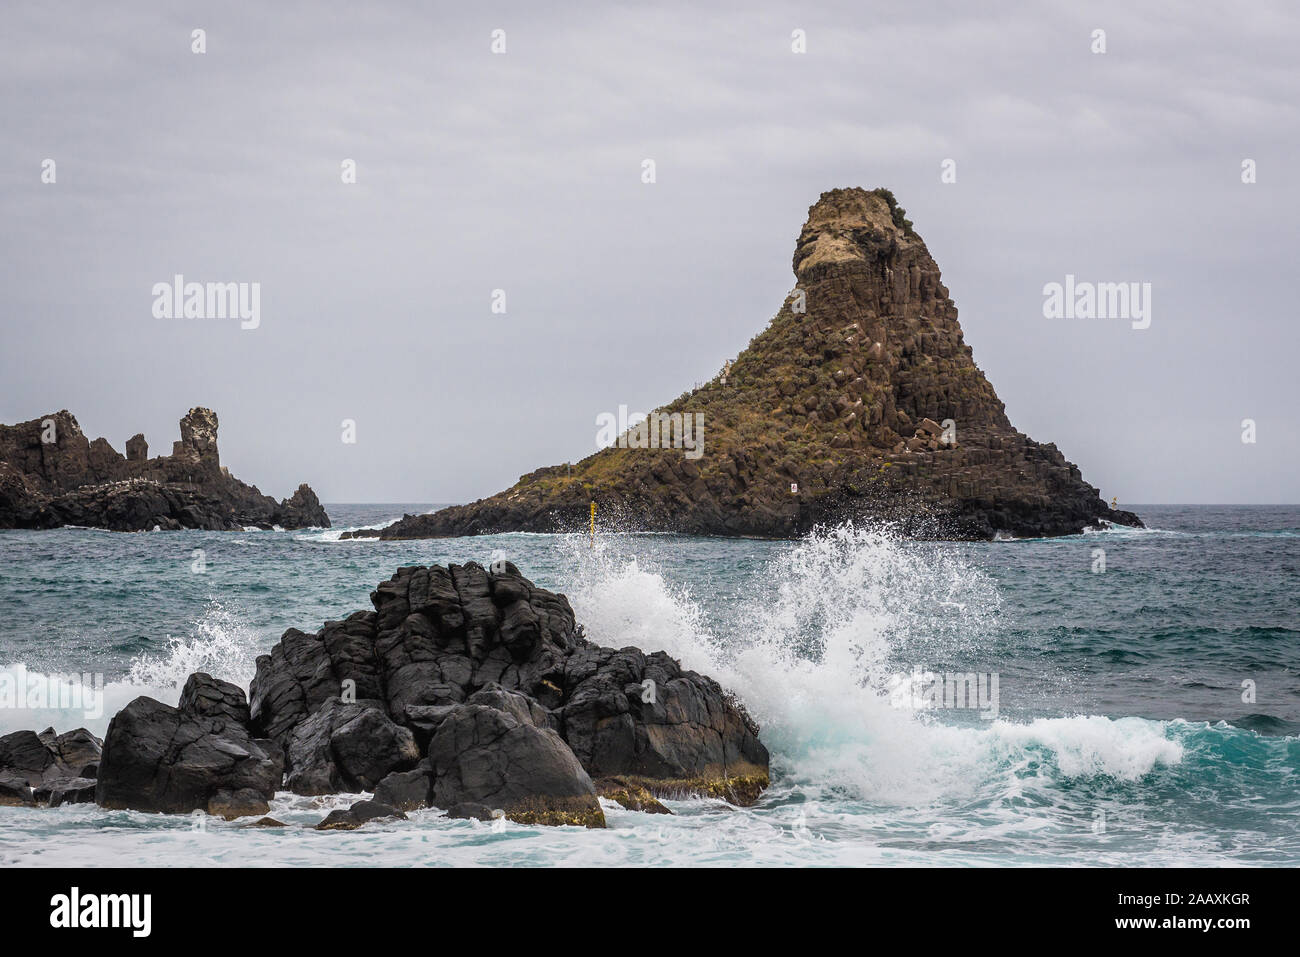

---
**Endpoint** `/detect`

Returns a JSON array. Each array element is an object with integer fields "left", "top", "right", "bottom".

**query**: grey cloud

[{"left": 1, "top": 0, "right": 1295, "bottom": 504}]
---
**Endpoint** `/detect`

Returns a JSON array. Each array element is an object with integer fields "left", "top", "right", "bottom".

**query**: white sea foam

[
  {"left": 124, "top": 599, "right": 258, "bottom": 695},
  {"left": 1081, "top": 521, "right": 1168, "bottom": 536},
  {"left": 303, "top": 527, "right": 385, "bottom": 543},
  {"left": 0, "top": 601, "right": 259, "bottom": 737},
  {"left": 563, "top": 523, "right": 1182, "bottom": 807}
]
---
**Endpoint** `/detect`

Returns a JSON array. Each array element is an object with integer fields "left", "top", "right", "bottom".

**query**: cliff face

[
  {"left": 0, "top": 408, "right": 329, "bottom": 531},
  {"left": 383, "top": 188, "right": 1140, "bottom": 541}
]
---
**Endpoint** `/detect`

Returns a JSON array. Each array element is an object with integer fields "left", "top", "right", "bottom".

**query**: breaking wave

[
  {"left": 561, "top": 523, "right": 1187, "bottom": 807},
  {"left": 0, "top": 601, "right": 259, "bottom": 737}
]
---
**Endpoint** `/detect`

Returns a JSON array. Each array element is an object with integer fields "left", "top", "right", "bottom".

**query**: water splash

[
  {"left": 557, "top": 522, "right": 1182, "bottom": 806},
  {"left": 125, "top": 599, "right": 259, "bottom": 695},
  {"left": 0, "top": 601, "right": 261, "bottom": 736}
]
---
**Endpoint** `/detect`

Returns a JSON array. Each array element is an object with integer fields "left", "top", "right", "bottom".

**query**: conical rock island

[{"left": 383, "top": 188, "right": 1141, "bottom": 540}]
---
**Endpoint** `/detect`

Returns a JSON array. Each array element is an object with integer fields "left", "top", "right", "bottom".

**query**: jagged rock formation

[
  {"left": 16, "top": 563, "right": 766, "bottom": 825},
  {"left": 246, "top": 561, "right": 768, "bottom": 825},
  {"left": 0, "top": 727, "right": 102, "bottom": 807},
  {"left": 283, "top": 698, "right": 420, "bottom": 795},
  {"left": 35, "top": 562, "right": 765, "bottom": 826},
  {"left": 425, "top": 687, "right": 606, "bottom": 827},
  {"left": 381, "top": 188, "right": 1141, "bottom": 540},
  {"left": 95, "top": 672, "right": 283, "bottom": 817},
  {"left": 0, "top": 407, "right": 329, "bottom": 531}
]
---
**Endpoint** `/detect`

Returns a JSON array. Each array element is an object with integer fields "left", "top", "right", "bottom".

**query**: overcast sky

[{"left": 2, "top": 0, "right": 1296, "bottom": 505}]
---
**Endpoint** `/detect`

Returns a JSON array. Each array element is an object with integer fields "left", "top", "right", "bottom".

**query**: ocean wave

[
  {"left": 4, "top": 520, "right": 1292, "bottom": 825},
  {"left": 298, "top": 521, "right": 403, "bottom": 543},
  {"left": 1081, "top": 522, "right": 1171, "bottom": 536},
  {"left": 124, "top": 599, "right": 258, "bottom": 693},
  {"left": 0, "top": 601, "right": 260, "bottom": 737},
  {"left": 301, "top": 530, "right": 382, "bottom": 543},
  {"left": 551, "top": 521, "right": 1204, "bottom": 807}
]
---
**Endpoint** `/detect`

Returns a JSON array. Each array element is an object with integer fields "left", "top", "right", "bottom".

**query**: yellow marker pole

[{"left": 590, "top": 501, "right": 597, "bottom": 548}]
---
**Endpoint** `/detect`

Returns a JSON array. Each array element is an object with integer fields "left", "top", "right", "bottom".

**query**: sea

[{"left": 1, "top": 504, "right": 1296, "bottom": 867}]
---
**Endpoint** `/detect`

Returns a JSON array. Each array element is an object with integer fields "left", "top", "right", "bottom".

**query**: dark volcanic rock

[
  {"left": 373, "top": 763, "right": 433, "bottom": 810},
  {"left": 205, "top": 788, "right": 271, "bottom": 820},
  {"left": 249, "top": 563, "right": 769, "bottom": 820},
  {"left": 371, "top": 687, "right": 604, "bottom": 825},
  {"left": 427, "top": 701, "right": 605, "bottom": 828},
  {"left": 283, "top": 698, "right": 419, "bottom": 795},
  {"left": 315, "top": 799, "right": 407, "bottom": 831},
  {"left": 3, "top": 564, "right": 768, "bottom": 826},
  {"left": 44, "top": 728, "right": 102, "bottom": 778},
  {"left": 597, "top": 776, "right": 672, "bottom": 814},
  {"left": 376, "top": 188, "right": 1141, "bottom": 542},
  {"left": 467, "top": 684, "right": 557, "bottom": 730},
  {"left": 562, "top": 646, "right": 769, "bottom": 806},
  {"left": 0, "top": 770, "right": 35, "bottom": 806},
  {"left": 0, "top": 730, "right": 55, "bottom": 786},
  {"left": 95, "top": 673, "right": 281, "bottom": 814},
  {"left": 276, "top": 484, "right": 329, "bottom": 528},
  {"left": 446, "top": 802, "right": 496, "bottom": 822},
  {"left": 0, "top": 407, "right": 329, "bottom": 531},
  {"left": 0, "top": 727, "right": 105, "bottom": 810},
  {"left": 0, "top": 727, "right": 102, "bottom": 791},
  {"left": 34, "top": 777, "right": 98, "bottom": 807},
  {"left": 125, "top": 433, "right": 148, "bottom": 462}
]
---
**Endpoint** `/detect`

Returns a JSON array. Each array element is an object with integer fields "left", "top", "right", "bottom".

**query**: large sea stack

[
  {"left": 0, "top": 407, "right": 329, "bottom": 531},
  {"left": 381, "top": 188, "right": 1141, "bottom": 540}
]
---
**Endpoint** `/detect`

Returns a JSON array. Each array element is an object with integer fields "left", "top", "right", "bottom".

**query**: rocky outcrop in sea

[
  {"left": 0, "top": 727, "right": 102, "bottom": 807},
  {"left": 2, "top": 562, "right": 767, "bottom": 828},
  {"left": 378, "top": 187, "right": 1141, "bottom": 541},
  {"left": 0, "top": 407, "right": 329, "bottom": 531}
]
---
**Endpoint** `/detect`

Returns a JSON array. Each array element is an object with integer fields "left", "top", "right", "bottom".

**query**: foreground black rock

[
  {"left": 0, "top": 727, "right": 103, "bottom": 806},
  {"left": 248, "top": 561, "right": 769, "bottom": 824},
  {"left": 95, "top": 673, "right": 281, "bottom": 816},
  {"left": 34, "top": 777, "right": 97, "bottom": 807},
  {"left": 284, "top": 698, "right": 420, "bottom": 794},
  {"left": 315, "top": 799, "right": 408, "bottom": 831},
  {"left": 0, "top": 772, "right": 35, "bottom": 807},
  {"left": 426, "top": 687, "right": 604, "bottom": 827},
  {"left": 8, "top": 562, "right": 768, "bottom": 828}
]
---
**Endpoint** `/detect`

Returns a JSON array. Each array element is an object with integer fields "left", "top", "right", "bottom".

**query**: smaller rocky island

[
  {"left": 0, "top": 562, "right": 768, "bottom": 828},
  {"left": 0, "top": 407, "right": 329, "bottom": 531}
]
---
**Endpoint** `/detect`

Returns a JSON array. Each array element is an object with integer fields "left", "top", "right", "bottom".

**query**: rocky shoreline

[
  {"left": 0, "top": 407, "right": 329, "bottom": 531},
  {"left": 374, "top": 188, "right": 1141, "bottom": 542},
  {"left": 0, "top": 562, "right": 768, "bottom": 829}
]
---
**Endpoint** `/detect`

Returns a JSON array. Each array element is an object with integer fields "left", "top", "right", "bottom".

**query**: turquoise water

[{"left": 1, "top": 505, "right": 1297, "bottom": 866}]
